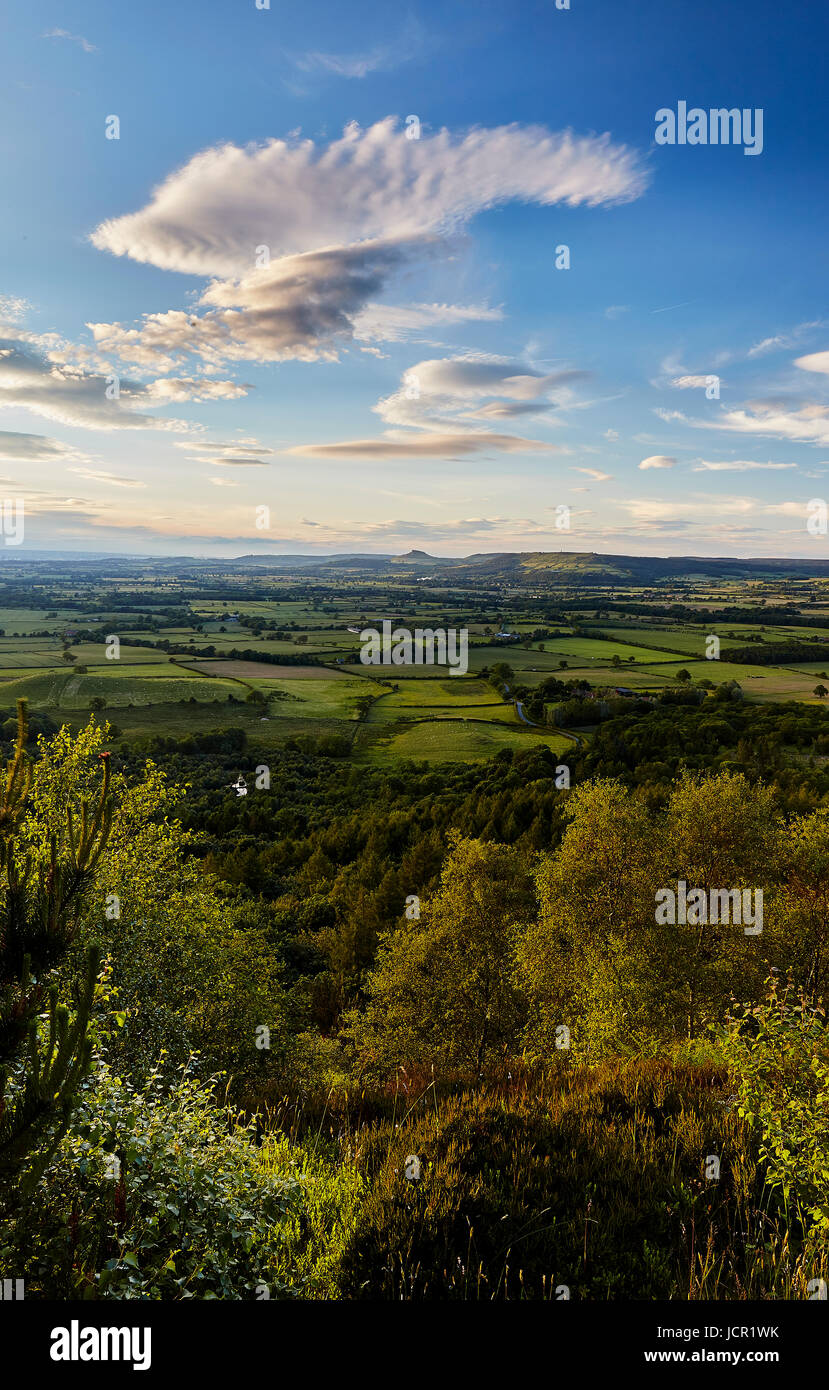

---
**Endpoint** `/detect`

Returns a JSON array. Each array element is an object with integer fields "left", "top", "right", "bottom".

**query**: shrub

[
  {"left": 6, "top": 1060, "right": 362, "bottom": 1300},
  {"left": 721, "top": 983, "right": 829, "bottom": 1243},
  {"left": 334, "top": 1059, "right": 749, "bottom": 1300}
]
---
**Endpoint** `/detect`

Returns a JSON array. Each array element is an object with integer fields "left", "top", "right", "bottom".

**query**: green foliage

[
  {"left": 775, "top": 807, "right": 829, "bottom": 1003},
  {"left": 21, "top": 719, "right": 294, "bottom": 1083},
  {"left": 721, "top": 983, "right": 829, "bottom": 1241},
  {"left": 346, "top": 834, "right": 534, "bottom": 1076},
  {"left": 519, "top": 771, "right": 782, "bottom": 1054},
  {"left": 520, "top": 778, "right": 658, "bottom": 1055},
  {"left": 334, "top": 1059, "right": 751, "bottom": 1300},
  {"left": 5, "top": 1060, "right": 361, "bottom": 1299},
  {"left": 4, "top": 659, "right": 829, "bottom": 1303},
  {"left": 0, "top": 703, "right": 112, "bottom": 1200},
  {"left": 337, "top": 770, "right": 829, "bottom": 1073}
]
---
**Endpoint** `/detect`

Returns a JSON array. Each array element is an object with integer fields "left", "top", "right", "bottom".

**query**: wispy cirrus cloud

[
  {"left": 42, "top": 28, "right": 97, "bottom": 53},
  {"left": 747, "top": 321, "right": 824, "bottom": 357},
  {"left": 671, "top": 374, "right": 716, "bottom": 390},
  {"left": 353, "top": 301, "right": 504, "bottom": 344},
  {"left": 291, "top": 18, "right": 426, "bottom": 79},
  {"left": 572, "top": 466, "right": 613, "bottom": 482},
  {"left": 176, "top": 438, "right": 273, "bottom": 466},
  {"left": 68, "top": 467, "right": 146, "bottom": 488},
  {"left": 666, "top": 400, "right": 829, "bottom": 448},
  {"left": 693, "top": 458, "right": 797, "bottom": 472}
]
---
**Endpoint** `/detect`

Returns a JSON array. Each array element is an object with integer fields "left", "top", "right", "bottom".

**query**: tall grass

[{"left": 256, "top": 1056, "right": 822, "bottom": 1300}]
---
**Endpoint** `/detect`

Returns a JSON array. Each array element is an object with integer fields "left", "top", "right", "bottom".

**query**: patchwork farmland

[{"left": 1, "top": 557, "right": 829, "bottom": 765}]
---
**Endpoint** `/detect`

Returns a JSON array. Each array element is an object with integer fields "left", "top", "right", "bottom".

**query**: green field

[
  {"left": 365, "top": 677, "right": 505, "bottom": 717},
  {"left": 533, "top": 636, "right": 687, "bottom": 663},
  {"left": 0, "top": 670, "right": 242, "bottom": 708},
  {"left": 641, "top": 660, "right": 829, "bottom": 701},
  {"left": 252, "top": 677, "right": 382, "bottom": 720},
  {"left": 52, "top": 701, "right": 311, "bottom": 751},
  {"left": 358, "top": 717, "right": 573, "bottom": 765},
  {"left": 0, "top": 569, "right": 827, "bottom": 764},
  {"left": 593, "top": 622, "right": 829, "bottom": 654}
]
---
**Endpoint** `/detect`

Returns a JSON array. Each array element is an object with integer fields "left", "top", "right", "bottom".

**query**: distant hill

[
  {"left": 390, "top": 550, "right": 456, "bottom": 566},
  {"left": 10, "top": 548, "right": 829, "bottom": 586},
  {"left": 300, "top": 549, "right": 829, "bottom": 585}
]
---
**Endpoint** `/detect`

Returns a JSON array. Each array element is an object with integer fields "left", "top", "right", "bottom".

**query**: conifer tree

[{"left": 0, "top": 701, "right": 112, "bottom": 1200}]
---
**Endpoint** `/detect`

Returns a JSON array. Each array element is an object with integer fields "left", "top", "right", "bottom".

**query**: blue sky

[{"left": 2, "top": 0, "right": 828, "bottom": 557}]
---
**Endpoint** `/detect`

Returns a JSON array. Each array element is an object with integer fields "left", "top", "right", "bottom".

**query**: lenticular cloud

[
  {"left": 91, "top": 117, "right": 648, "bottom": 277},
  {"left": 88, "top": 119, "right": 648, "bottom": 368}
]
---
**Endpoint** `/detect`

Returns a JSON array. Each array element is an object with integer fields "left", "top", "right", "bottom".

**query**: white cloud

[
  {"left": 616, "top": 495, "right": 757, "bottom": 522},
  {"left": 271, "top": 514, "right": 558, "bottom": 545},
  {"left": 572, "top": 466, "right": 612, "bottom": 482},
  {"left": 89, "top": 118, "right": 648, "bottom": 368},
  {"left": 143, "top": 377, "right": 249, "bottom": 403},
  {"left": 749, "top": 335, "right": 790, "bottom": 358},
  {"left": 747, "top": 323, "right": 823, "bottom": 358},
  {"left": 0, "top": 297, "right": 31, "bottom": 325},
  {"left": 295, "top": 49, "right": 400, "bottom": 79},
  {"left": 671, "top": 374, "right": 713, "bottom": 390},
  {"left": 693, "top": 400, "right": 829, "bottom": 447},
  {"left": 90, "top": 239, "right": 420, "bottom": 367},
  {"left": 0, "top": 335, "right": 190, "bottom": 432},
  {"left": 693, "top": 458, "right": 796, "bottom": 472},
  {"left": 353, "top": 301, "right": 503, "bottom": 343},
  {"left": 763, "top": 500, "right": 812, "bottom": 518},
  {"left": 639, "top": 455, "right": 677, "bottom": 470},
  {"left": 209, "top": 456, "right": 270, "bottom": 466},
  {"left": 43, "top": 28, "right": 97, "bottom": 53},
  {"left": 288, "top": 431, "right": 560, "bottom": 460},
  {"left": 397, "top": 357, "right": 586, "bottom": 402},
  {"left": 290, "top": 354, "right": 581, "bottom": 459},
  {"left": 377, "top": 356, "right": 586, "bottom": 428},
  {"left": 177, "top": 438, "right": 273, "bottom": 466},
  {"left": 68, "top": 467, "right": 146, "bottom": 488},
  {"left": 292, "top": 19, "right": 425, "bottom": 79},
  {"left": 92, "top": 120, "right": 647, "bottom": 276},
  {"left": 795, "top": 350, "right": 829, "bottom": 375},
  {"left": 0, "top": 430, "right": 83, "bottom": 463}
]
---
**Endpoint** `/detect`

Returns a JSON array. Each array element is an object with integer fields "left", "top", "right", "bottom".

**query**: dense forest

[{"left": 1, "top": 690, "right": 828, "bottom": 1301}]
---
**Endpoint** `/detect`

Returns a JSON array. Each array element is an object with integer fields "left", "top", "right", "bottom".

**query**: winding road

[{"left": 514, "top": 699, "right": 584, "bottom": 748}]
